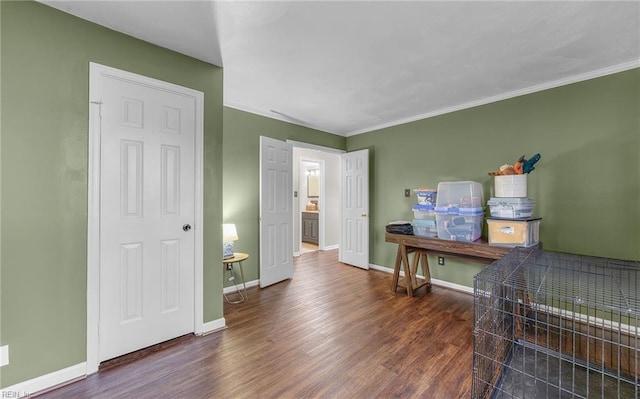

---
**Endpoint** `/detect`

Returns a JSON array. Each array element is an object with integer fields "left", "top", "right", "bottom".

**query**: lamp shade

[
  {"left": 222, "top": 224, "right": 238, "bottom": 243},
  {"left": 222, "top": 224, "right": 238, "bottom": 259}
]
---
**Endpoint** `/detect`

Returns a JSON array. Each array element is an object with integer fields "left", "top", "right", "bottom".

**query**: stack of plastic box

[
  {"left": 486, "top": 176, "right": 540, "bottom": 247},
  {"left": 435, "top": 181, "right": 484, "bottom": 242},
  {"left": 412, "top": 188, "right": 437, "bottom": 237}
]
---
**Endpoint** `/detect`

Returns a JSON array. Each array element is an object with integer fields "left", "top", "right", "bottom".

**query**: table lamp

[{"left": 223, "top": 224, "right": 238, "bottom": 259}]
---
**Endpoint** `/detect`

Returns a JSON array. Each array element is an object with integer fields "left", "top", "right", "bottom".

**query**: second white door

[
  {"left": 259, "top": 136, "right": 294, "bottom": 287},
  {"left": 339, "top": 149, "right": 369, "bottom": 269}
]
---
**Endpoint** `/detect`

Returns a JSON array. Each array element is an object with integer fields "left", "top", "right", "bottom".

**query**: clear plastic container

[
  {"left": 435, "top": 181, "right": 484, "bottom": 210},
  {"left": 435, "top": 211, "right": 484, "bottom": 242},
  {"left": 494, "top": 175, "right": 527, "bottom": 197},
  {"left": 414, "top": 189, "right": 437, "bottom": 206},
  {"left": 487, "top": 197, "right": 535, "bottom": 219},
  {"left": 412, "top": 204, "right": 436, "bottom": 220},
  {"left": 434, "top": 181, "right": 484, "bottom": 242},
  {"left": 412, "top": 218, "right": 437, "bottom": 237},
  {"left": 487, "top": 217, "right": 540, "bottom": 247}
]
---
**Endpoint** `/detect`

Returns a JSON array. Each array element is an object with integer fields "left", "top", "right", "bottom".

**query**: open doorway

[
  {"left": 300, "top": 160, "right": 320, "bottom": 253},
  {"left": 292, "top": 145, "right": 341, "bottom": 257},
  {"left": 258, "top": 139, "right": 368, "bottom": 287}
]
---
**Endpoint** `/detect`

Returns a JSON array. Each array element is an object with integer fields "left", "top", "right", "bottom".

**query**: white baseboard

[
  {"left": 223, "top": 279, "right": 259, "bottom": 294},
  {"left": 296, "top": 245, "right": 338, "bottom": 256},
  {"left": 1, "top": 362, "right": 86, "bottom": 397},
  {"left": 369, "top": 263, "right": 473, "bottom": 294},
  {"left": 369, "top": 263, "right": 393, "bottom": 273},
  {"left": 201, "top": 317, "right": 226, "bottom": 335},
  {"left": 430, "top": 278, "right": 473, "bottom": 294}
]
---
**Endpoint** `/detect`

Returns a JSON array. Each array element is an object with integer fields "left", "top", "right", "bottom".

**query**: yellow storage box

[{"left": 487, "top": 218, "right": 540, "bottom": 247}]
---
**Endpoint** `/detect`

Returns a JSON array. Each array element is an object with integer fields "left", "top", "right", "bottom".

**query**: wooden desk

[{"left": 385, "top": 232, "right": 511, "bottom": 297}]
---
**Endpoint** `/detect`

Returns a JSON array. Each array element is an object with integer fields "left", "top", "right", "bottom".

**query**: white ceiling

[{"left": 41, "top": 1, "right": 640, "bottom": 136}]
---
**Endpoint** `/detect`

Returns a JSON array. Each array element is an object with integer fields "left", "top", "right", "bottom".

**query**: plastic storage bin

[
  {"left": 414, "top": 188, "right": 437, "bottom": 206},
  {"left": 435, "top": 181, "right": 484, "bottom": 209},
  {"left": 412, "top": 219, "right": 437, "bottom": 237},
  {"left": 487, "top": 197, "right": 535, "bottom": 219},
  {"left": 487, "top": 217, "right": 540, "bottom": 247},
  {"left": 435, "top": 181, "right": 484, "bottom": 242},
  {"left": 494, "top": 175, "right": 527, "bottom": 197},
  {"left": 412, "top": 204, "right": 436, "bottom": 220},
  {"left": 435, "top": 209, "right": 484, "bottom": 242}
]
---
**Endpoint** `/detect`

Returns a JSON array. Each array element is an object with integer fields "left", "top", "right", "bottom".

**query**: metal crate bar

[{"left": 473, "top": 248, "right": 639, "bottom": 399}]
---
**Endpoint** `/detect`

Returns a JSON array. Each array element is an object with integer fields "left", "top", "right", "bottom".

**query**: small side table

[{"left": 223, "top": 252, "right": 249, "bottom": 304}]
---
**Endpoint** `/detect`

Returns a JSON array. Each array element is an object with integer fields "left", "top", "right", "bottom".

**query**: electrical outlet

[
  {"left": 404, "top": 188, "right": 411, "bottom": 197},
  {"left": 438, "top": 257, "right": 445, "bottom": 266},
  {"left": 1, "top": 345, "right": 9, "bottom": 367}
]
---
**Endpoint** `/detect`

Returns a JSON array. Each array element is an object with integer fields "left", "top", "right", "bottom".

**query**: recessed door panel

[
  {"left": 121, "top": 140, "right": 143, "bottom": 218},
  {"left": 120, "top": 242, "right": 143, "bottom": 324},
  {"left": 161, "top": 239, "right": 180, "bottom": 313},
  {"left": 161, "top": 106, "right": 181, "bottom": 135},
  {"left": 161, "top": 145, "right": 180, "bottom": 216}
]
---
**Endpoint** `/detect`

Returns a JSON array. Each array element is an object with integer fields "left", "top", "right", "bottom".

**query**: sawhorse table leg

[{"left": 391, "top": 243, "right": 431, "bottom": 297}]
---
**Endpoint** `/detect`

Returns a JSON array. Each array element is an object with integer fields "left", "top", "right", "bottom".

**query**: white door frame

[{"left": 86, "top": 63, "right": 204, "bottom": 374}]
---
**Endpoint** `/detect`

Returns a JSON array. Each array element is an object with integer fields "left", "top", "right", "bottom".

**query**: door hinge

[{"left": 90, "top": 100, "right": 103, "bottom": 118}]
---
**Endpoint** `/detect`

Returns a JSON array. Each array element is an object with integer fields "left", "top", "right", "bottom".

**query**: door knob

[
  {"left": 361, "top": 213, "right": 368, "bottom": 217},
  {"left": 183, "top": 224, "right": 192, "bottom": 232}
]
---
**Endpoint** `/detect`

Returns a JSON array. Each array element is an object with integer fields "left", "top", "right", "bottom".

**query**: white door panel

[
  {"left": 98, "top": 75, "right": 195, "bottom": 361},
  {"left": 340, "top": 149, "right": 369, "bottom": 269},
  {"left": 260, "top": 137, "right": 293, "bottom": 287}
]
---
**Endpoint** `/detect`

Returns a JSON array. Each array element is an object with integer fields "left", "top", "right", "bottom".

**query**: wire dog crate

[{"left": 473, "top": 248, "right": 639, "bottom": 399}]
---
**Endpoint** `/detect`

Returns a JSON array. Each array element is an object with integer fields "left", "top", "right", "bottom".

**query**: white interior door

[
  {"left": 260, "top": 136, "right": 294, "bottom": 287},
  {"left": 339, "top": 149, "right": 369, "bottom": 269},
  {"left": 98, "top": 70, "right": 196, "bottom": 361}
]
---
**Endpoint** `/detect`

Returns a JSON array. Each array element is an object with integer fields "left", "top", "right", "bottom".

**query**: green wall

[
  {"left": 0, "top": 0, "right": 3, "bottom": 387},
  {"left": 1, "top": 0, "right": 639, "bottom": 391},
  {"left": 348, "top": 68, "right": 640, "bottom": 286},
  {"left": 222, "top": 107, "right": 345, "bottom": 285},
  {"left": 0, "top": 1, "right": 223, "bottom": 387}
]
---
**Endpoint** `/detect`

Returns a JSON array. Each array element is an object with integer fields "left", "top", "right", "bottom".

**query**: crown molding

[{"left": 346, "top": 60, "right": 640, "bottom": 137}]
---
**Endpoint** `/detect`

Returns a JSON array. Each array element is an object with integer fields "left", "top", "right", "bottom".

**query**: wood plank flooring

[{"left": 38, "top": 250, "right": 476, "bottom": 398}]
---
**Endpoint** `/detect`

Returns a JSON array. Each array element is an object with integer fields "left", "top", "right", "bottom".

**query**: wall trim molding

[
  {"left": 429, "top": 278, "right": 474, "bottom": 294},
  {"left": 223, "top": 279, "right": 259, "bottom": 295},
  {"left": 1, "top": 362, "right": 86, "bottom": 398},
  {"left": 346, "top": 60, "right": 640, "bottom": 136},
  {"left": 201, "top": 317, "right": 226, "bottom": 335},
  {"left": 225, "top": 102, "right": 345, "bottom": 137},
  {"left": 368, "top": 263, "right": 394, "bottom": 274},
  {"left": 227, "top": 60, "right": 639, "bottom": 138},
  {"left": 287, "top": 140, "right": 345, "bottom": 154},
  {"left": 369, "top": 263, "right": 473, "bottom": 294}
]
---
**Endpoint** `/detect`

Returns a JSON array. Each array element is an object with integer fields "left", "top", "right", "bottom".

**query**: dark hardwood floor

[{"left": 38, "top": 250, "right": 476, "bottom": 398}]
